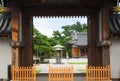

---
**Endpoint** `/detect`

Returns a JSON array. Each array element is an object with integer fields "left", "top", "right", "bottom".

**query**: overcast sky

[{"left": 33, "top": 17, "right": 87, "bottom": 37}]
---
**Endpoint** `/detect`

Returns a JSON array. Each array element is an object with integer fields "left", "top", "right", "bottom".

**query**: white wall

[
  {"left": 0, "top": 39, "right": 12, "bottom": 79},
  {"left": 110, "top": 37, "right": 120, "bottom": 78}
]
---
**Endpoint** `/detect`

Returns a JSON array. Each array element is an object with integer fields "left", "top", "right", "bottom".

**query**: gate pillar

[{"left": 11, "top": 7, "right": 33, "bottom": 66}]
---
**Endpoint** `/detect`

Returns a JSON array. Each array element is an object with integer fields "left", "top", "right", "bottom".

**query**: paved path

[{"left": 36, "top": 58, "right": 87, "bottom": 73}]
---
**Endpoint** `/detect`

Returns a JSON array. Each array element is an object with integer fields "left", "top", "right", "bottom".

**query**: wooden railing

[
  {"left": 12, "top": 65, "right": 36, "bottom": 81},
  {"left": 86, "top": 65, "right": 110, "bottom": 81},
  {"left": 48, "top": 65, "right": 74, "bottom": 81}
]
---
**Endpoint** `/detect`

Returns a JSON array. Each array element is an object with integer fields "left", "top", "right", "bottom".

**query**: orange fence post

[
  {"left": 12, "top": 65, "right": 36, "bottom": 81},
  {"left": 48, "top": 65, "right": 74, "bottom": 81},
  {"left": 86, "top": 65, "right": 110, "bottom": 81}
]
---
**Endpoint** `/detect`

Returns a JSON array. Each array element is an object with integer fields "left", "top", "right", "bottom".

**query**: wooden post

[
  {"left": 101, "top": 0, "right": 110, "bottom": 66},
  {"left": 11, "top": 7, "right": 20, "bottom": 66},
  {"left": 19, "top": 12, "right": 33, "bottom": 66},
  {"left": 11, "top": 6, "right": 33, "bottom": 66},
  {"left": 88, "top": 0, "right": 111, "bottom": 66},
  {"left": 88, "top": 11, "right": 103, "bottom": 66}
]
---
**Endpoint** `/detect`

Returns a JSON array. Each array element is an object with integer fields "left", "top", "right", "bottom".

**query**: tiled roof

[
  {"left": 0, "top": 13, "right": 11, "bottom": 34},
  {"left": 110, "top": 14, "right": 120, "bottom": 35},
  {"left": 68, "top": 32, "right": 88, "bottom": 46}
]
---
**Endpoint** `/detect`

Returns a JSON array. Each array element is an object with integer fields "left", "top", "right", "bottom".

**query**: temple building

[{"left": 68, "top": 32, "right": 88, "bottom": 58}]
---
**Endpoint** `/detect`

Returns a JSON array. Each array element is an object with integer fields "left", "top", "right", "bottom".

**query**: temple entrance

[
  {"left": 0, "top": 0, "right": 117, "bottom": 80},
  {"left": 0, "top": 0, "right": 112, "bottom": 81},
  {"left": 3, "top": 0, "right": 120, "bottom": 80},
  {"left": 10, "top": 0, "right": 110, "bottom": 69},
  {"left": 11, "top": 4, "right": 110, "bottom": 66}
]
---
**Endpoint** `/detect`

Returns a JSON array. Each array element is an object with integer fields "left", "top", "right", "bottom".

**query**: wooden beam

[
  {"left": 21, "top": 6, "right": 100, "bottom": 16},
  {"left": 11, "top": 0, "right": 101, "bottom": 6}
]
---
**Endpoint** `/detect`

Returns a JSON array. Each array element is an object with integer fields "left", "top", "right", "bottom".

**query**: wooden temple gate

[{"left": 2, "top": 0, "right": 113, "bottom": 67}]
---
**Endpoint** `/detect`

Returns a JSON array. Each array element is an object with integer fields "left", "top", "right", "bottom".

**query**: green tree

[
  {"left": 62, "top": 21, "right": 87, "bottom": 36},
  {"left": 33, "top": 27, "right": 54, "bottom": 61},
  {"left": 52, "top": 21, "right": 87, "bottom": 58}
]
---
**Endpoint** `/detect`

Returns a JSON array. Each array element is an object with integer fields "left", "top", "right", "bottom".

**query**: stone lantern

[{"left": 53, "top": 44, "right": 64, "bottom": 64}]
